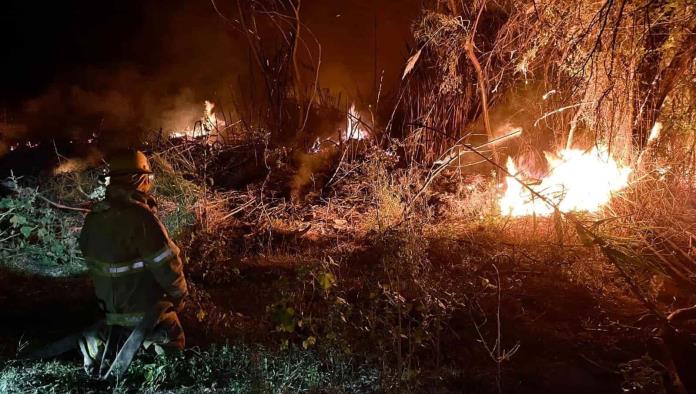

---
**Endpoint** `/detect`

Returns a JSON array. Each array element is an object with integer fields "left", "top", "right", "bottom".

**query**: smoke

[
  {"left": 53, "top": 147, "right": 103, "bottom": 175},
  {"left": 290, "top": 149, "right": 338, "bottom": 201},
  {"left": 2, "top": 0, "right": 419, "bottom": 152},
  {"left": 19, "top": 67, "right": 211, "bottom": 148},
  {"left": 448, "top": 82, "right": 562, "bottom": 178}
]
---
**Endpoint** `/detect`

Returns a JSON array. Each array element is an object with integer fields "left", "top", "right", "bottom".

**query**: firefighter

[{"left": 77, "top": 149, "right": 188, "bottom": 377}]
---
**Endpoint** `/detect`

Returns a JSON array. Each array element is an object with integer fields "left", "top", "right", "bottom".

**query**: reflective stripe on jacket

[
  {"left": 87, "top": 245, "right": 176, "bottom": 277},
  {"left": 106, "top": 312, "right": 145, "bottom": 327}
]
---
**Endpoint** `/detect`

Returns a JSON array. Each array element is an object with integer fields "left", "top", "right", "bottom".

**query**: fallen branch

[
  {"left": 36, "top": 194, "right": 90, "bottom": 213},
  {"left": 217, "top": 197, "right": 258, "bottom": 222},
  {"left": 3, "top": 177, "right": 90, "bottom": 213}
]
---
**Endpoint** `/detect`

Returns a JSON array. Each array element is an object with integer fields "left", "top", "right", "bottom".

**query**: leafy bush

[
  {"left": 0, "top": 156, "right": 201, "bottom": 278},
  {"left": 0, "top": 179, "right": 86, "bottom": 277},
  {"left": 0, "top": 345, "right": 380, "bottom": 393}
]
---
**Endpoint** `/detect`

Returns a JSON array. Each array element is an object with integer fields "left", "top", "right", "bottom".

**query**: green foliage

[
  {"left": 317, "top": 271, "right": 336, "bottom": 291},
  {"left": 0, "top": 345, "right": 380, "bottom": 393},
  {"left": 0, "top": 180, "right": 86, "bottom": 277},
  {"left": 268, "top": 299, "right": 298, "bottom": 333}
]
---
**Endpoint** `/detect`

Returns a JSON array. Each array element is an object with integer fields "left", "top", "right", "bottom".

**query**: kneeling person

[{"left": 78, "top": 149, "right": 188, "bottom": 377}]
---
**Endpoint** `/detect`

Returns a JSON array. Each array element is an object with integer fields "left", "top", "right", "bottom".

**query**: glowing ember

[{"left": 499, "top": 146, "right": 631, "bottom": 217}]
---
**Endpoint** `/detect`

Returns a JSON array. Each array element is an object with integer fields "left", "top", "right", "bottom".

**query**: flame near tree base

[{"left": 499, "top": 146, "right": 632, "bottom": 217}]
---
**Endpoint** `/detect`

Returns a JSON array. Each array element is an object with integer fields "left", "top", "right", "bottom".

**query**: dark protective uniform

[{"left": 78, "top": 184, "right": 188, "bottom": 368}]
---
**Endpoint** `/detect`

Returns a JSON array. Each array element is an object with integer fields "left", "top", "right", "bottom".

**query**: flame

[
  {"left": 203, "top": 100, "right": 219, "bottom": 131},
  {"left": 305, "top": 103, "right": 369, "bottom": 153},
  {"left": 345, "top": 103, "right": 368, "bottom": 141},
  {"left": 170, "top": 100, "right": 224, "bottom": 139},
  {"left": 499, "top": 146, "right": 631, "bottom": 217}
]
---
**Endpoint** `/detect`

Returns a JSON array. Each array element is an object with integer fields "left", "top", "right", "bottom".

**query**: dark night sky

[
  {"left": 0, "top": 1, "right": 146, "bottom": 102},
  {"left": 0, "top": 0, "right": 420, "bottom": 148}
]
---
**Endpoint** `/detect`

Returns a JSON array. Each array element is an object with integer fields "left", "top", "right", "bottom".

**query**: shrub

[{"left": 0, "top": 178, "right": 86, "bottom": 277}]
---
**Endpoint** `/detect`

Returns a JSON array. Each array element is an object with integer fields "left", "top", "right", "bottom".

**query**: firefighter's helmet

[{"left": 108, "top": 149, "right": 153, "bottom": 176}]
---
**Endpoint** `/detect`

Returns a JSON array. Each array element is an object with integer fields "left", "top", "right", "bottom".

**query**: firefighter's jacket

[{"left": 79, "top": 186, "right": 188, "bottom": 327}]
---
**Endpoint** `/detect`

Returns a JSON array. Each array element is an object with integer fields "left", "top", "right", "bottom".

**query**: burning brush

[{"left": 500, "top": 145, "right": 632, "bottom": 217}]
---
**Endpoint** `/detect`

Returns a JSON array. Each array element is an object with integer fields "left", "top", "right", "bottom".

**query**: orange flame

[
  {"left": 499, "top": 146, "right": 631, "bottom": 217},
  {"left": 345, "top": 103, "right": 368, "bottom": 141},
  {"left": 170, "top": 100, "right": 223, "bottom": 139}
]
